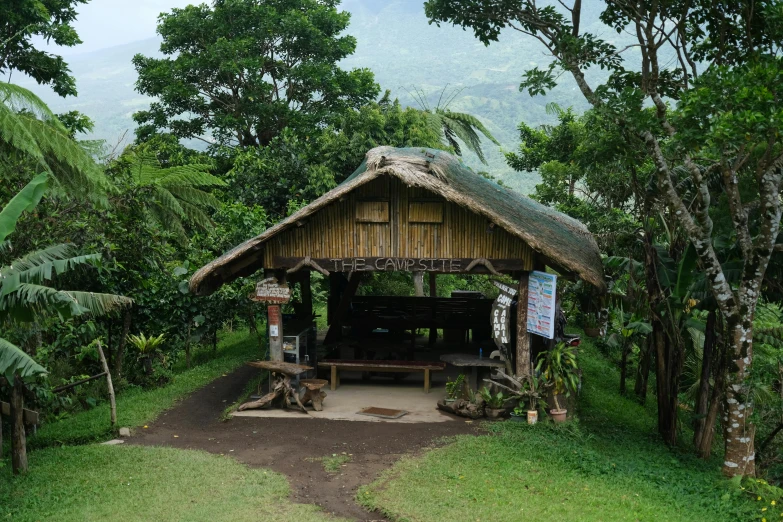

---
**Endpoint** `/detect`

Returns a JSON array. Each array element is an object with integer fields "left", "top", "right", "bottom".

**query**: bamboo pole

[{"left": 97, "top": 341, "right": 117, "bottom": 427}]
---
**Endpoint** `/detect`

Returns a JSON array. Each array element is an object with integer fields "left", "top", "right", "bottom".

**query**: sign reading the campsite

[
  {"left": 491, "top": 280, "right": 518, "bottom": 356},
  {"left": 273, "top": 256, "right": 528, "bottom": 273},
  {"left": 527, "top": 271, "right": 557, "bottom": 339},
  {"left": 252, "top": 277, "right": 290, "bottom": 304}
]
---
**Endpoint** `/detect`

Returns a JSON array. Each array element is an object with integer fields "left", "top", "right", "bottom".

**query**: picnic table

[{"left": 440, "top": 353, "right": 505, "bottom": 391}]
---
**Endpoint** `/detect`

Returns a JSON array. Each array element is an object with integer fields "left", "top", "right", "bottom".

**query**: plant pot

[
  {"left": 550, "top": 408, "right": 567, "bottom": 423},
  {"left": 485, "top": 407, "right": 505, "bottom": 419},
  {"left": 584, "top": 327, "right": 600, "bottom": 338},
  {"left": 509, "top": 412, "right": 526, "bottom": 422},
  {"left": 526, "top": 410, "right": 538, "bottom": 425}
]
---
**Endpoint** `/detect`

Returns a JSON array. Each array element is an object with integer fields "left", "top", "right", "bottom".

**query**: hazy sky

[
  {"left": 52, "top": 1, "right": 191, "bottom": 54},
  {"left": 53, "top": 0, "right": 365, "bottom": 55}
]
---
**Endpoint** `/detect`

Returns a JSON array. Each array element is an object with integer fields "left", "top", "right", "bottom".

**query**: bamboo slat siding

[{"left": 263, "top": 175, "right": 533, "bottom": 268}]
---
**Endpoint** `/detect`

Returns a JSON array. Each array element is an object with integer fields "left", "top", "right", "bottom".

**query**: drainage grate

[{"left": 357, "top": 407, "right": 409, "bottom": 419}]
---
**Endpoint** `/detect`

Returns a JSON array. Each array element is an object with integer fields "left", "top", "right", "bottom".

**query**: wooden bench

[{"left": 318, "top": 360, "right": 446, "bottom": 393}]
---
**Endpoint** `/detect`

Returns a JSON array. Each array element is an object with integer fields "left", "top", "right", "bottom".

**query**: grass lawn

[
  {"left": 0, "top": 444, "right": 339, "bottom": 522},
  {"left": 359, "top": 337, "right": 777, "bottom": 522},
  {"left": 30, "top": 329, "right": 260, "bottom": 449}
]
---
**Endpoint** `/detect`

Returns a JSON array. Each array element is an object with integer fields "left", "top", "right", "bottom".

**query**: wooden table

[
  {"left": 239, "top": 361, "right": 313, "bottom": 412},
  {"left": 440, "top": 354, "right": 505, "bottom": 391}
]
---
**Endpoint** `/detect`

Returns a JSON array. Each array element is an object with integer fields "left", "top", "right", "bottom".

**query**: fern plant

[
  {"left": 123, "top": 152, "right": 226, "bottom": 241},
  {"left": 0, "top": 83, "right": 108, "bottom": 201}
]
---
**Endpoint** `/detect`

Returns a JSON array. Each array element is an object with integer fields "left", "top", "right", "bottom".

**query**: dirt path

[{"left": 129, "top": 365, "right": 475, "bottom": 521}]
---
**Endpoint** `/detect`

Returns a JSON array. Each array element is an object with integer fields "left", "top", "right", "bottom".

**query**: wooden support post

[
  {"left": 301, "top": 270, "right": 313, "bottom": 320},
  {"left": 327, "top": 272, "right": 344, "bottom": 325},
  {"left": 331, "top": 365, "right": 337, "bottom": 391},
  {"left": 268, "top": 305, "right": 284, "bottom": 362},
  {"left": 11, "top": 375, "right": 27, "bottom": 474},
  {"left": 516, "top": 272, "right": 531, "bottom": 379},
  {"left": 97, "top": 341, "right": 117, "bottom": 427},
  {"left": 324, "top": 272, "right": 362, "bottom": 345},
  {"left": 424, "top": 368, "right": 431, "bottom": 393},
  {"left": 428, "top": 273, "right": 438, "bottom": 345}
]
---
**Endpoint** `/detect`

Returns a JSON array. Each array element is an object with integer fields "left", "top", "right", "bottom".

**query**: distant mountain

[{"left": 20, "top": 0, "right": 617, "bottom": 194}]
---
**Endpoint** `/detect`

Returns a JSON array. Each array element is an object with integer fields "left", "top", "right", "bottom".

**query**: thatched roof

[{"left": 190, "top": 147, "right": 605, "bottom": 295}]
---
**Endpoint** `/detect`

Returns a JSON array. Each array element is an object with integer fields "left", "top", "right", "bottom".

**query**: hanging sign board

[
  {"left": 251, "top": 277, "right": 290, "bottom": 304},
  {"left": 491, "top": 280, "right": 518, "bottom": 355},
  {"left": 527, "top": 271, "right": 557, "bottom": 339}
]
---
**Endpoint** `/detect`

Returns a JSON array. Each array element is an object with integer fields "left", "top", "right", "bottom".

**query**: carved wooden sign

[
  {"left": 251, "top": 277, "right": 290, "bottom": 304},
  {"left": 273, "top": 257, "right": 527, "bottom": 274},
  {"left": 491, "top": 280, "right": 518, "bottom": 359}
]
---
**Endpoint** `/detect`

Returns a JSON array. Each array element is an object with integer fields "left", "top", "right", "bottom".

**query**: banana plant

[{"left": 1, "top": 175, "right": 132, "bottom": 381}]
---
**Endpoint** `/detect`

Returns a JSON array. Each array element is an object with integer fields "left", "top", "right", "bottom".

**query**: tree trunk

[
  {"left": 619, "top": 339, "right": 630, "bottom": 395},
  {"left": 114, "top": 310, "right": 132, "bottom": 377},
  {"left": 185, "top": 322, "right": 192, "bottom": 370},
  {"left": 653, "top": 321, "right": 680, "bottom": 445},
  {"left": 722, "top": 322, "right": 756, "bottom": 476},
  {"left": 413, "top": 271, "right": 424, "bottom": 296},
  {"left": 634, "top": 335, "right": 652, "bottom": 404},
  {"left": 693, "top": 309, "right": 716, "bottom": 447},
  {"left": 11, "top": 375, "right": 28, "bottom": 474},
  {"left": 697, "top": 337, "right": 727, "bottom": 459}
]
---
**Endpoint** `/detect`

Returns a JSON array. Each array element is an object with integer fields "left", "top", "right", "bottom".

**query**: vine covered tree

[
  {"left": 132, "top": 0, "right": 379, "bottom": 149},
  {"left": 426, "top": 0, "right": 783, "bottom": 476}
]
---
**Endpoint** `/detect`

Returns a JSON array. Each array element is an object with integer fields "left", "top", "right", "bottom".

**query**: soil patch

[{"left": 130, "top": 365, "right": 476, "bottom": 521}]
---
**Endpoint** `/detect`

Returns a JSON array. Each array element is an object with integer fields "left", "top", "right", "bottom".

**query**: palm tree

[{"left": 409, "top": 86, "right": 500, "bottom": 164}]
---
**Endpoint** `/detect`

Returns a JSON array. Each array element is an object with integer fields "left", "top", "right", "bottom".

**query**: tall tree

[
  {"left": 132, "top": 0, "right": 378, "bottom": 150},
  {"left": 426, "top": 0, "right": 783, "bottom": 476},
  {"left": 0, "top": 0, "right": 86, "bottom": 97}
]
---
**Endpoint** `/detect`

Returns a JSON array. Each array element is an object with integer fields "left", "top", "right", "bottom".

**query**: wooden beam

[
  {"left": 52, "top": 372, "right": 107, "bottom": 393},
  {"left": 429, "top": 272, "right": 438, "bottom": 345},
  {"left": 516, "top": 272, "right": 531, "bottom": 378},
  {"left": 97, "top": 341, "right": 117, "bottom": 427},
  {"left": 0, "top": 401, "right": 38, "bottom": 425},
  {"left": 324, "top": 272, "right": 363, "bottom": 345},
  {"left": 301, "top": 269, "right": 313, "bottom": 320}
]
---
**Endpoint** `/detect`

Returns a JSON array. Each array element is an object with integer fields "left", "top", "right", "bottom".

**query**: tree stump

[
  {"left": 237, "top": 361, "right": 312, "bottom": 413},
  {"left": 299, "top": 379, "right": 328, "bottom": 411}
]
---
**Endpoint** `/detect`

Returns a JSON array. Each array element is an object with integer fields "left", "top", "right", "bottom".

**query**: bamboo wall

[{"left": 262, "top": 176, "right": 534, "bottom": 267}]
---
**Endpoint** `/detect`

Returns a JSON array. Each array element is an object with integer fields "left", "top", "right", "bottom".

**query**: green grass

[
  {"left": 320, "top": 453, "right": 352, "bottom": 473},
  {"left": 0, "top": 444, "right": 339, "bottom": 522},
  {"left": 359, "top": 338, "right": 777, "bottom": 522},
  {"left": 30, "top": 329, "right": 261, "bottom": 449}
]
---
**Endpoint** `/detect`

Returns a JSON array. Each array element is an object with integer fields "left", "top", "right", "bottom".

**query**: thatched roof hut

[{"left": 190, "top": 146, "right": 605, "bottom": 295}]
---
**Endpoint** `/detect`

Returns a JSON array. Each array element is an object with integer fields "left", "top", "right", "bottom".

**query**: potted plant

[
  {"left": 518, "top": 374, "right": 545, "bottom": 424},
  {"left": 535, "top": 342, "right": 580, "bottom": 423},
  {"left": 510, "top": 404, "right": 528, "bottom": 422},
  {"left": 445, "top": 374, "right": 465, "bottom": 404},
  {"left": 479, "top": 388, "right": 506, "bottom": 419},
  {"left": 583, "top": 313, "right": 600, "bottom": 337}
]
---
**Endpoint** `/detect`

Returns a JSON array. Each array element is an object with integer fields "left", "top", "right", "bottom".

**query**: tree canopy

[{"left": 132, "top": 0, "right": 379, "bottom": 149}]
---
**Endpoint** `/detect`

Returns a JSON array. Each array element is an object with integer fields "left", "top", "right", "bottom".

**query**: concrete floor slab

[{"left": 232, "top": 381, "right": 459, "bottom": 423}]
